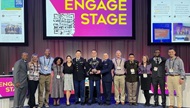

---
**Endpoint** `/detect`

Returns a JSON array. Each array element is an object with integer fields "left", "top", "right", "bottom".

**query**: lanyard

[
  {"left": 32, "top": 62, "right": 38, "bottom": 72},
  {"left": 56, "top": 66, "right": 61, "bottom": 75},
  {"left": 44, "top": 56, "right": 50, "bottom": 66},
  {"left": 169, "top": 58, "right": 177, "bottom": 69},
  {"left": 115, "top": 58, "right": 122, "bottom": 66}
]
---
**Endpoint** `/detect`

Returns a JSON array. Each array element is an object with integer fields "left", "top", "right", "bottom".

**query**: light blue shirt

[
  {"left": 165, "top": 57, "right": 185, "bottom": 78},
  {"left": 39, "top": 56, "right": 54, "bottom": 74}
]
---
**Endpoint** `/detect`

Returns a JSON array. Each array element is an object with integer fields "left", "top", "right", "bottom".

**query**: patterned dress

[{"left": 51, "top": 64, "right": 64, "bottom": 98}]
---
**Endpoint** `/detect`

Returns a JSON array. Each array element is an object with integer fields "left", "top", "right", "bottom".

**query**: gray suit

[{"left": 13, "top": 59, "right": 28, "bottom": 108}]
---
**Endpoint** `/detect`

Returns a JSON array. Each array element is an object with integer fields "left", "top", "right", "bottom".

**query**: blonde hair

[{"left": 30, "top": 54, "right": 38, "bottom": 63}]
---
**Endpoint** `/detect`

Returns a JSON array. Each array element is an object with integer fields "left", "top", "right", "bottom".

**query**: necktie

[{"left": 156, "top": 58, "right": 159, "bottom": 64}]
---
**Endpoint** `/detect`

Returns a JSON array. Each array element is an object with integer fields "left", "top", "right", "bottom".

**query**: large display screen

[
  {"left": 0, "top": 0, "right": 27, "bottom": 45},
  {"left": 44, "top": 0, "right": 134, "bottom": 38},
  {"left": 149, "top": 0, "right": 190, "bottom": 44}
]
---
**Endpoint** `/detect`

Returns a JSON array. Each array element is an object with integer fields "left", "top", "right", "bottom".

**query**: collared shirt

[
  {"left": 112, "top": 58, "right": 126, "bottom": 75},
  {"left": 28, "top": 62, "right": 41, "bottom": 81},
  {"left": 153, "top": 57, "right": 162, "bottom": 64},
  {"left": 39, "top": 56, "right": 54, "bottom": 74},
  {"left": 165, "top": 57, "right": 185, "bottom": 78}
]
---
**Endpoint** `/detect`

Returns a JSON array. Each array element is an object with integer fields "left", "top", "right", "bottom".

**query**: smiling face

[
  {"left": 103, "top": 53, "right": 109, "bottom": 60},
  {"left": 154, "top": 50, "right": 160, "bottom": 57},
  {"left": 75, "top": 51, "right": 81, "bottom": 58},
  {"left": 56, "top": 59, "right": 61, "bottom": 65},
  {"left": 32, "top": 55, "right": 38, "bottom": 62},
  {"left": 168, "top": 49, "right": 176, "bottom": 58},
  {"left": 91, "top": 50, "right": 97, "bottom": 58},
  {"left": 142, "top": 56, "right": 148, "bottom": 63},
  {"left": 44, "top": 49, "right": 50, "bottom": 57},
  {"left": 22, "top": 52, "right": 28, "bottom": 61},
  {"left": 116, "top": 50, "right": 122, "bottom": 58},
  {"left": 66, "top": 56, "right": 72, "bottom": 62}
]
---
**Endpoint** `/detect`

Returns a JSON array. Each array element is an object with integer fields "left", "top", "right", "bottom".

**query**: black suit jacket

[
  {"left": 124, "top": 60, "right": 139, "bottom": 82},
  {"left": 150, "top": 56, "right": 166, "bottom": 78},
  {"left": 101, "top": 59, "right": 113, "bottom": 82},
  {"left": 73, "top": 57, "right": 87, "bottom": 81},
  {"left": 87, "top": 57, "right": 102, "bottom": 80}
]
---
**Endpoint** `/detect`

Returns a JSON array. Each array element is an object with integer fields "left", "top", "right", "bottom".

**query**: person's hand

[
  {"left": 62, "top": 73, "right": 64, "bottom": 77},
  {"left": 90, "top": 72, "right": 93, "bottom": 74},
  {"left": 179, "top": 79, "right": 184, "bottom": 85},
  {"left": 96, "top": 70, "right": 101, "bottom": 74},
  {"left": 15, "top": 83, "right": 20, "bottom": 88}
]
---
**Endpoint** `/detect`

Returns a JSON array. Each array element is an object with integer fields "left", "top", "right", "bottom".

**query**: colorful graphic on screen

[
  {"left": 45, "top": 0, "right": 134, "bottom": 37},
  {"left": 0, "top": 77, "right": 14, "bottom": 98},
  {"left": 0, "top": 0, "right": 25, "bottom": 44},
  {"left": 150, "top": 0, "right": 190, "bottom": 44}
]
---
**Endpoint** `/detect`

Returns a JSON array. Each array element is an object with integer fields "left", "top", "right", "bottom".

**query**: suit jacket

[
  {"left": 150, "top": 56, "right": 166, "bottom": 78},
  {"left": 73, "top": 57, "right": 87, "bottom": 81},
  {"left": 87, "top": 57, "right": 102, "bottom": 80},
  {"left": 13, "top": 59, "right": 28, "bottom": 88},
  {"left": 124, "top": 60, "right": 139, "bottom": 82},
  {"left": 101, "top": 59, "right": 113, "bottom": 82}
]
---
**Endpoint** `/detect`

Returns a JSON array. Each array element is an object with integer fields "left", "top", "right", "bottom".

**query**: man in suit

[
  {"left": 150, "top": 49, "right": 166, "bottom": 107},
  {"left": 87, "top": 49, "right": 102, "bottom": 105},
  {"left": 124, "top": 53, "right": 139, "bottom": 106},
  {"left": 73, "top": 50, "right": 87, "bottom": 105},
  {"left": 97, "top": 53, "right": 113, "bottom": 105},
  {"left": 13, "top": 52, "right": 28, "bottom": 108}
]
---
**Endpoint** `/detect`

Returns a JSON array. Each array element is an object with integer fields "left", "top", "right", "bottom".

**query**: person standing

[
  {"left": 28, "top": 54, "right": 40, "bottom": 108},
  {"left": 38, "top": 49, "right": 54, "bottom": 108},
  {"left": 124, "top": 53, "right": 139, "bottom": 106},
  {"left": 97, "top": 53, "right": 113, "bottom": 105},
  {"left": 112, "top": 50, "right": 126, "bottom": 105},
  {"left": 165, "top": 48, "right": 185, "bottom": 108},
  {"left": 63, "top": 55, "right": 74, "bottom": 106},
  {"left": 139, "top": 55, "right": 152, "bottom": 106},
  {"left": 87, "top": 50, "right": 102, "bottom": 105},
  {"left": 13, "top": 52, "right": 28, "bottom": 108},
  {"left": 150, "top": 49, "right": 166, "bottom": 107},
  {"left": 51, "top": 57, "right": 64, "bottom": 106},
  {"left": 73, "top": 50, "right": 87, "bottom": 105}
]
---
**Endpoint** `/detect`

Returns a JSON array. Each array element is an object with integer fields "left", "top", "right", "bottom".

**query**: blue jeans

[
  {"left": 74, "top": 80, "right": 85, "bottom": 102},
  {"left": 88, "top": 80, "right": 101, "bottom": 103}
]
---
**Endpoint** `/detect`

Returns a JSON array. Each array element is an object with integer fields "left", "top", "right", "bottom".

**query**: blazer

[
  {"left": 87, "top": 57, "right": 102, "bottom": 80},
  {"left": 73, "top": 57, "right": 87, "bottom": 81},
  {"left": 101, "top": 59, "right": 113, "bottom": 82},
  {"left": 13, "top": 59, "right": 28, "bottom": 88},
  {"left": 150, "top": 56, "right": 166, "bottom": 78}
]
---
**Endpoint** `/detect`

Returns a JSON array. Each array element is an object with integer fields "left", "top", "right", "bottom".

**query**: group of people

[{"left": 13, "top": 48, "right": 185, "bottom": 108}]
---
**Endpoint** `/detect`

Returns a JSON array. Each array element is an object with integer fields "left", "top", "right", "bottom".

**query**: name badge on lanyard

[
  {"left": 56, "top": 75, "right": 60, "bottom": 79},
  {"left": 169, "top": 58, "right": 176, "bottom": 73},
  {"left": 143, "top": 73, "right": 148, "bottom": 78},
  {"left": 154, "top": 67, "right": 158, "bottom": 71},
  {"left": 115, "top": 58, "right": 122, "bottom": 70},
  {"left": 44, "top": 66, "right": 48, "bottom": 70},
  {"left": 131, "top": 69, "right": 135, "bottom": 74},
  {"left": 34, "top": 72, "right": 38, "bottom": 76}
]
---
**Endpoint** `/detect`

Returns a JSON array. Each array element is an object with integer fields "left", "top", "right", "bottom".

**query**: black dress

[{"left": 139, "top": 64, "right": 152, "bottom": 90}]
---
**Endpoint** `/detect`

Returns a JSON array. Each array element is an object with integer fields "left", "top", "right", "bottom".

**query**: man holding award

[{"left": 87, "top": 49, "right": 102, "bottom": 105}]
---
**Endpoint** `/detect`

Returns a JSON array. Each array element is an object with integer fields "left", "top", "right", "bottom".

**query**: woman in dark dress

[
  {"left": 63, "top": 55, "right": 74, "bottom": 106},
  {"left": 139, "top": 55, "right": 152, "bottom": 106}
]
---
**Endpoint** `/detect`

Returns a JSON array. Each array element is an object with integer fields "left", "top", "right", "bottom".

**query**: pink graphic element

[
  {"left": 50, "top": 0, "right": 64, "bottom": 13},
  {"left": 0, "top": 77, "right": 14, "bottom": 97}
]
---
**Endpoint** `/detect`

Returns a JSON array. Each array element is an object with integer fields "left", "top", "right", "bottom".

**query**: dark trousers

[
  {"left": 102, "top": 81, "right": 112, "bottom": 104},
  {"left": 28, "top": 80, "right": 39, "bottom": 107},
  {"left": 152, "top": 77, "right": 166, "bottom": 105},
  {"left": 74, "top": 80, "right": 85, "bottom": 102},
  {"left": 143, "top": 90, "right": 150, "bottom": 104},
  {"left": 89, "top": 80, "right": 101, "bottom": 103}
]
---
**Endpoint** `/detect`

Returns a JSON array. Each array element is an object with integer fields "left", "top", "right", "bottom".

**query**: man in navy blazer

[{"left": 97, "top": 53, "right": 113, "bottom": 105}]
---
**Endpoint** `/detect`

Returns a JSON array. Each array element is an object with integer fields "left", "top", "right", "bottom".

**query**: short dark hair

[
  {"left": 76, "top": 50, "right": 81, "bottom": 53},
  {"left": 168, "top": 48, "right": 175, "bottom": 51},
  {"left": 154, "top": 49, "right": 160, "bottom": 52},
  {"left": 53, "top": 57, "right": 64, "bottom": 65},
  {"left": 129, "top": 53, "right": 135, "bottom": 56},
  {"left": 66, "top": 55, "right": 72, "bottom": 59}
]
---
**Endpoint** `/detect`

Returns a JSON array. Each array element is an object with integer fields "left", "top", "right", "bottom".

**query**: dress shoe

[
  {"left": 162, "top": 105, "right": 166, "bottom": 108},
  {"left": 115, "top": 102, "right": 120, "bottom": 105},
  {"left": 87, "top": 102, "right": 92, "bottom": 105},
  {"left": 133, "top": 102, "right": 137, "bottom": 106},
  {"left": 129, "top": 102, "right": 132, "bottom": 106},
  {"left": 98, "top": 102, "right": 103, "bottom": 105},
  {"left": 74, "top": 101, "right": 80, "bottom": 104},
  {"left": 153, "top": 103, "right": 159, "bottom": 107},
  {"left": 81, "top": 102, "right": 85, "bottom": 105}
]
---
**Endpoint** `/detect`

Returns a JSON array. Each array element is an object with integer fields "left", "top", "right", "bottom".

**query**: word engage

[{"left": 65, "top": 0, "right": 128, "bottom": 25}]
